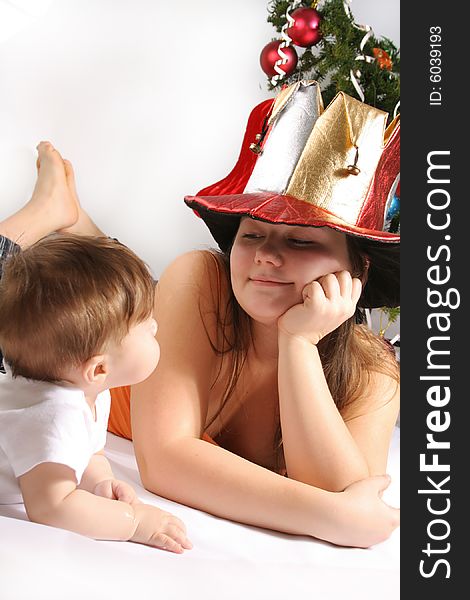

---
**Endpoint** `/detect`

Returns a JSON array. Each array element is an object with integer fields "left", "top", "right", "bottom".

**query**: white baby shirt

[{"left": 0, "top": 364, "right": 110, "bottom": 504}]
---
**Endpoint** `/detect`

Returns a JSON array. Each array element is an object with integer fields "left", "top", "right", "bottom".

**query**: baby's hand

[
  {"left": 130, "top": 503, "right": 193, "bottom": 553},
  {"left": 278, "top": 271, "right": 362, "bottom": 345},
  {"left": 94, "top": 478, "right": 140, "bottom": 505},
  {"left": 329, "top": 475, "right": 400, "bottom": 548}
]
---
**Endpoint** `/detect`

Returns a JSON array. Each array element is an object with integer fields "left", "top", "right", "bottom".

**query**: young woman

[{"left": 109, "top": 82, "right": 401, "bottom": 548}]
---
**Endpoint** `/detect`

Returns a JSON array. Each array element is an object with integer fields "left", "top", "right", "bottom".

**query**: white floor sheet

[{"left": 0, "top": 428, "right": 400, "bottom": 600}]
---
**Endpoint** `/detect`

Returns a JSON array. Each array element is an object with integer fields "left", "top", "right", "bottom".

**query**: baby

[{"left": 0, "top": 233, "right": 192, "bottom": 553}]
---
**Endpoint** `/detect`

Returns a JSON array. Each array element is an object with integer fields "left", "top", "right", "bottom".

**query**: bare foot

[
  {"left": 58, "top": 159, "right": 106, "bottom": 237},
  {"left": 0, "top": 141, "right": 79, "bottom": 248},
  {"left": 31, "top": 141, "right": 79, "bottom": 231}
]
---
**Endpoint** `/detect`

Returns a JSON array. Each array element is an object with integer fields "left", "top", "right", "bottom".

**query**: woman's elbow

[
  {"left": 135, "top": 440, "right": 189, "bottom": 496},
  {"left": 136, "top": 447, "right": 169, "bottom": 493}
]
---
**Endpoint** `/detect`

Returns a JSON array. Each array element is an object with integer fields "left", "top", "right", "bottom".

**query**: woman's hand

[
  {"left": 94, "top": 478, "right": 141, "bottom": 505},
  {"left": 326, "top": 475, "right": 400, "bottom": 548},
  {"left": 278, "top": 271, "right": 362, "bottom": 345}
]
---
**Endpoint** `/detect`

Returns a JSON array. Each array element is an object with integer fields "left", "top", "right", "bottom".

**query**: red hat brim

[{"left": 185, "top": 191, "right": 400, "bottom": 243}]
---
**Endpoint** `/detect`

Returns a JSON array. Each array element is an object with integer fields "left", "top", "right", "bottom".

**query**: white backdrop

[{"left": 0, "top": 0, "right": 399, "bottom": 277}]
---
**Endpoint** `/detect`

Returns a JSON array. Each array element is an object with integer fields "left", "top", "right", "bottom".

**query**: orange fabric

[
  {"left": 108, "top": 385, "right": 132, "bottom": 440},
  {"left": 108, "top": 385, "right": 219, "bottom": 446},
  {"left": 202, "top": 432, "right": 218, "bottom": 446}
]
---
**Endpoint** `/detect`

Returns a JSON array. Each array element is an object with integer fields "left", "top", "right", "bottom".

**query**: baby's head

[{"left": 0, "top": 234, "right": 159, "bottom": 389}]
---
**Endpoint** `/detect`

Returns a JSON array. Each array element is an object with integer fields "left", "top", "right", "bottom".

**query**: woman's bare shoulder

[
  {"left": 341, "top": 325, "right": 400, "bottom": 421},
  {"left": 155, "top": 250, "right": 230, "bottom": 345},
  {"left": 158, "top": 249, "right": 227, "bottom": 294}
]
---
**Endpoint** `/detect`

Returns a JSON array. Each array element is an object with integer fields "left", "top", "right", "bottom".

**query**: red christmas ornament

[
  {"left": 287, "top": 7, "right": 322, "bottom": 48},
  {"left": 260, "top": 40, "right": 298, "bottom": 78}
]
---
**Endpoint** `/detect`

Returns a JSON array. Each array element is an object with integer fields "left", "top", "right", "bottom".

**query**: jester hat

[{"left": 185, "top": 80, "right": 400, "bottom": 308}]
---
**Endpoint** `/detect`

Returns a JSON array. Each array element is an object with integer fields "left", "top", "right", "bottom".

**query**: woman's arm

[
  {"left": 277, "top": 271, "right": 399, "bottom": 491},
  {"left": 278, "top": 331, "right": 399, "bottom": 490},
  {"left": 132, "top": 411, "right": 397, "bottom": 548},
  {"left": 130, "top": 252, "right": 399, "bottom": 547}
]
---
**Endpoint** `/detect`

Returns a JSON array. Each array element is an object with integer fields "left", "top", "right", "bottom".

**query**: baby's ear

[{"left": 82, "top": 355, "right": 108, "bottom": 385}]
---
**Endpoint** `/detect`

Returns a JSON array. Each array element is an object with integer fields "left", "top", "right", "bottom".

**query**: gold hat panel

[{"left": 286, "top": 92, "right": 388, "bottom": 226}]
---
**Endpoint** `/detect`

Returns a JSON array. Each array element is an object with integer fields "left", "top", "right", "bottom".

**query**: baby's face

[{"left": 108, "top": 316, "right": 160, "bottom": 387}]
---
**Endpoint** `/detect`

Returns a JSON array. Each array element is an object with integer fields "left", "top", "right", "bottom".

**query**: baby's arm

[
  {"left": 78, "top": 450, "right": 138, "bottom": 504},
  {"left": 18, "top": 462, "right": 192, "bottom": 553}
]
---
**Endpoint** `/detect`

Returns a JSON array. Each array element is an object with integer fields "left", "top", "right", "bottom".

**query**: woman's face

[{"left": 230, "top": 218, "right": 352, "bottom": 324}]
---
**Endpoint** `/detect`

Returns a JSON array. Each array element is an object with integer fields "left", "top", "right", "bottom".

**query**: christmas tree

[{"left": 263, "top": 0, "right": 400, "bottom": 121}]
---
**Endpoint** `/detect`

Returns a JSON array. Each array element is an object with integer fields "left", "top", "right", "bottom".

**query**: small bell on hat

[
  {"left": 346, "top": 146, "right": 361, "bottom": 176},
  {"left": 249, "top": 134, "right": 263, "bottom": 155}
]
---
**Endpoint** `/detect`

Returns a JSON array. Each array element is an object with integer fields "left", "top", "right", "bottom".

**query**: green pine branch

[
  {"left": 378, "top": 306, "right": 401, "bottom": 338},
  {"left": 266, "top": 0, "right": 400, "bottom": 119}
]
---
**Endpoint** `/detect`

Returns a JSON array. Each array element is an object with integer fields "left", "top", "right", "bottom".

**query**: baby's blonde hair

[{"left": 0, "top": 234, "right": 155, "bottom": 382}]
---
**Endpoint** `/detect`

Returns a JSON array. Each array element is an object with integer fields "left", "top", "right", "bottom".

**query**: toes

[
  {"left": 36, "top": 141, "right": 65, "bottom": 162},
  {"left": 36, "top": 141, "right": 54, "bottom": 170},
  {"left": 35, "top": 141, "right": 69, "bottom": 178},
  {"left": 63, "top": 159, "right": 79, "bottom": 203},
  {"left": 63, "top": 159, "right": 75, "bottom": 180},
  {"left": 36, "top": 140, "right": 54, "bottom": 153}
]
